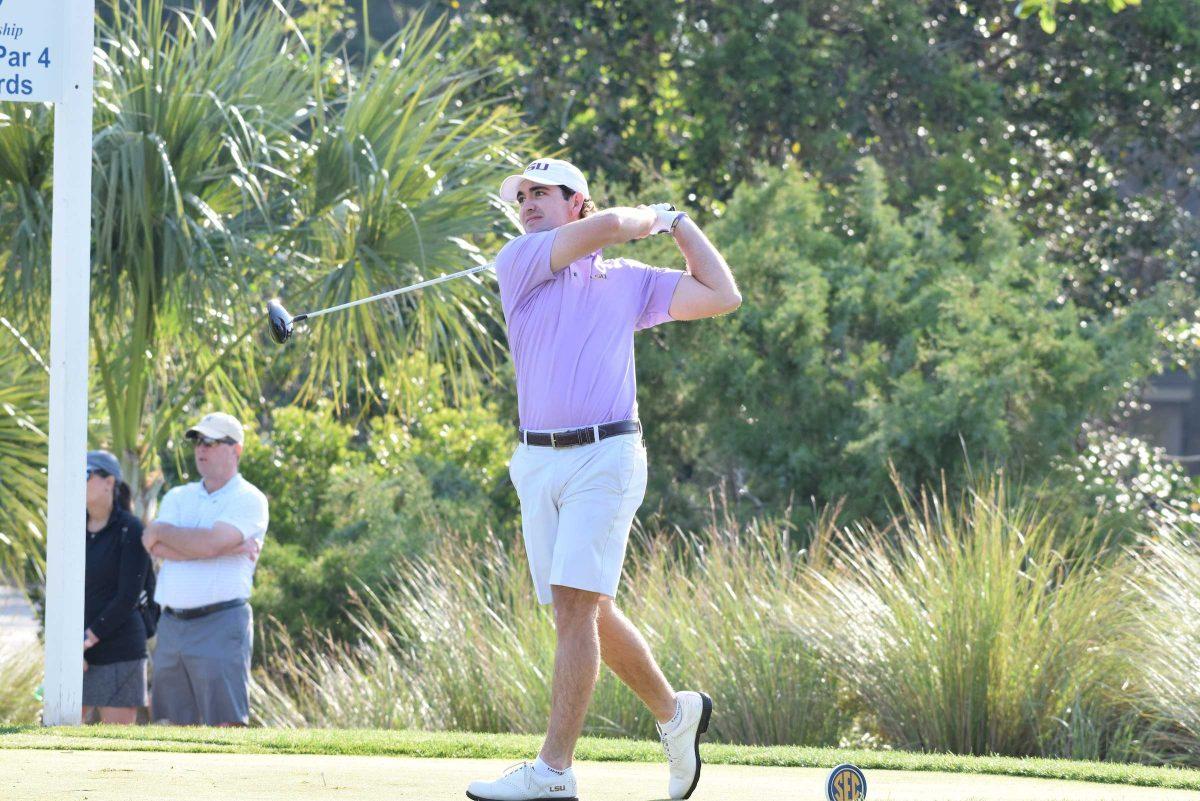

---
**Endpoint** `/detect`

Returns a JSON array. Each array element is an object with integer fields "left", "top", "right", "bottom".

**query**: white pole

[{"left": 42, "top": 0, "right": 94, "bottom": 726}]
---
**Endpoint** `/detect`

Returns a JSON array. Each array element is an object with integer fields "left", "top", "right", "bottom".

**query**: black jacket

[{"left": 84, "top": 508, "right": 150, "bottom": 665}]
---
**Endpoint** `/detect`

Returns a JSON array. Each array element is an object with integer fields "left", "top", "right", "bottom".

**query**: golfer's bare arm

[
  {"left": 550, "top": 207, "right": 656, "bottom": 272},
  {"left": 145, "top": 520, "right": 247, "bottom": 560},
  {"left": 667, "top": 218, "right": 741, "bottom": 320}
]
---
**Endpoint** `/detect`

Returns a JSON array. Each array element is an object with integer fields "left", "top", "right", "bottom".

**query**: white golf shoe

[
  {"left": 657, "top": 691, "right": 713, "bottom": 800},
  {"left": 466, "top": 761, "right": 578, "bottom": 801}
]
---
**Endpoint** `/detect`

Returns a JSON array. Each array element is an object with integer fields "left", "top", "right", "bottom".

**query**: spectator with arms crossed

[{"left": 142, "top": 412, "right": 268, "bottom": 726}]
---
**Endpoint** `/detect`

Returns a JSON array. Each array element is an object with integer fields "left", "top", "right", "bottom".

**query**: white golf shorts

[{"left": 509, "top": 431, "right": 648, "bottom": 605}]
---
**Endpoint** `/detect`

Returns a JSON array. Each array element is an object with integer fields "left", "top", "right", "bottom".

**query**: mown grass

[{"left": 2, "top": 725, "right": 1199, "bottom": 790}]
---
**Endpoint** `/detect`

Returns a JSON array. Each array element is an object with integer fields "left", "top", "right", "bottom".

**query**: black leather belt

[
  {"left": 519, "top": 419, "right": 642, "bottom": 448},
  {"left": 163, "top": 598, "right": 247, "bottom": 621}
]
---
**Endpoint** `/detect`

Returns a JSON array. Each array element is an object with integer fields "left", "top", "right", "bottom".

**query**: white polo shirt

[{"left": 152, "top": 473, "right": 269, "bottom": 610}]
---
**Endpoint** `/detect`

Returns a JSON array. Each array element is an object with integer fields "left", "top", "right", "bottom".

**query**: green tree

[
  {"left": 452, "top": 0, "right": 1199, "bottom": 319},
  {"left": 1015, "top": 0, "right": 1141, "bottom": 34},
  {"left": 636, "top": 161, "right": 1169, "bottom": 523}
]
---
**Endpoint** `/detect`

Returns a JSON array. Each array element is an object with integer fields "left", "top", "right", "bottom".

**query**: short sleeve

[
  {"left": 218, "top": 488, "right": 269, "bottom": 543},
  {"left": 155, "top": 487, "right": 183, "bottom": 527},
  {"left": 496, "top": 230, "right": 558, "bottom": 315},
  {"left": 633, "top": 265, "right": 685, "bottom": 330}
]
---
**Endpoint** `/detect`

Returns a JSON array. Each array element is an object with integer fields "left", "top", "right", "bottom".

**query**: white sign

[{"left": 0, "top": 0, "right": 62, "bottom": 102}]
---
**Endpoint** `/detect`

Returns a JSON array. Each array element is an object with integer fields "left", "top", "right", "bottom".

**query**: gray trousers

[{"left": 150, "top": 602, "right": 252, "bottom": 725}]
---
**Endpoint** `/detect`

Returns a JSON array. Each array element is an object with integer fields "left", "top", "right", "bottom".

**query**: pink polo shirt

[{"left": 496, "top": 229, "right": 684, "bottom": 430}]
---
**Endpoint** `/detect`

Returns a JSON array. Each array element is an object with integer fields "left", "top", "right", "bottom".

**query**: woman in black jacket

[{"left": 83, "top": 450, "right": 150, "bottom": 724}]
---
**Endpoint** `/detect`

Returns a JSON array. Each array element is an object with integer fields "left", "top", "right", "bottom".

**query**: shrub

[
  {"left": 243, "top": 377, "right": 515, "bottom": 645},
  {"left": 620, "top": 516, "right": 845, "bottom": 746},
  {"left": 1130, "top": 520, "right": 1200, "bottom": 762},
  {"left": 785, "top": 471, "right": 1142, "bottom": 760},
  {"left": 252, "top": 516, "right": 848, "bottom": 745},
  {"left": 1047, "top": 424, "right": 1200, "bottom": 543},
  {"left": 250, "top": 472, "right": 1199, "bottom": 765},
  {"left": 368, "top": 382, "right": 517, "bottom": 538},
  {"left": 635, "top": 161, "right": 1165, "bottom": 527},
  {"left": 240, "top": 401, "right": 365, "bottom": 554},
  {"left": 247, "top": 439, "right": 484, "bottom": 643},
  {"left": 0, "top": 646, "right": 42, "bottom": 725}
]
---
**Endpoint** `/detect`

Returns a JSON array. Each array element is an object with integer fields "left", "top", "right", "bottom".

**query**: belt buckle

[{"left": 550, "top": 431, "right": 560, "bottom": 448}]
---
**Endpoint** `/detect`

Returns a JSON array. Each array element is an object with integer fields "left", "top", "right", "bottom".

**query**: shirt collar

[{"left": 200, "top": 473, "right": 242, "bottom": 497}]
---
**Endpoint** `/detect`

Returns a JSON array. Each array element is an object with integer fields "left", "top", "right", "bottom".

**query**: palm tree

[
  {"left": 0, "top": 317, "right": 48, "bottom": 583},
  {"left": 284, "top": 15, "right": 525, "bottom": 409},
  {"left": 0, "top": 0, "right": 531, "bottom": 520},
  {"left": 85, "top": 0, "right": 313, "bottom": 511}
]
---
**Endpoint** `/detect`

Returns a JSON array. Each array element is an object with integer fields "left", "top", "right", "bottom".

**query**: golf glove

[{"left": 648, "top": 203, "right": 687, "bottom": 235}]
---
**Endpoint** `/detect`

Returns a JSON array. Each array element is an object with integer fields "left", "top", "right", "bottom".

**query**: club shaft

[{"left": 300, "top": 261, "right": 495, "bottom": 319}]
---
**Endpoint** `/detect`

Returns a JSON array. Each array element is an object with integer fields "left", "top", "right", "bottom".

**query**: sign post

[{"left": 0, "top": 0, "right": 96, "bottom": 725}]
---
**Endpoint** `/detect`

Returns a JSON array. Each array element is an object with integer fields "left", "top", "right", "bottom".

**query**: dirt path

[{"left": 3, "top": 749, "right": 1198, "bottom": 801}]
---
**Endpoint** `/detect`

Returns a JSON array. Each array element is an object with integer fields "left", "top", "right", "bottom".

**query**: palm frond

[
  {"left": 0, "top": 317, "right": 48, "bottom": 583},
  {"left": 284, "top": 15, "right": 530, "bottom": 410}
]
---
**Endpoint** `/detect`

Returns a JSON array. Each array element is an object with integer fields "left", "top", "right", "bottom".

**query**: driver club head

[{"left": 267, "top": 299, "right": 299, "bottom": 344}]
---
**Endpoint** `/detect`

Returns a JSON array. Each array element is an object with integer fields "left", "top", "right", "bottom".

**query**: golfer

[{"left": 467, "top": 159, "right": 741, "bottom": 801}]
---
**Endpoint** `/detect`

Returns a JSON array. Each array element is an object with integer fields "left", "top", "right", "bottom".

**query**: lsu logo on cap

[{"left": 826, "top": 763, "right": 867, "bottom": 801}]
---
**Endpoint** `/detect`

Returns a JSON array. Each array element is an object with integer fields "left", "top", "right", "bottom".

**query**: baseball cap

[
  {"left": 86, "top": 450, "right": 123, "bottom": 481},
  {"left": 185, "top": 412, "right": 245, "bottom": 445},
  {"left": 499, "top": 158, "right": 589, "bottom": 202}
]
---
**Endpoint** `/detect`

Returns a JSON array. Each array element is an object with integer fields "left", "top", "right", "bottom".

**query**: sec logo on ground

[{"left": 826, "top": 763, "right": 867, "bottom": 801}]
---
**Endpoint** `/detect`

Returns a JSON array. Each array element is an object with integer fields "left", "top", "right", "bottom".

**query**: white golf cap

[
  {"left": 185, "top": 411, "right": 245, "bottom": 444},
  {"left": 499, "top": 158, "right": 589, "bottom": 202}
]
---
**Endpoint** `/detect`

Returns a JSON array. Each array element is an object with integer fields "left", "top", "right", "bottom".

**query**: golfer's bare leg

[
  {"left": 540, "top": 585, "right": 602, "bottom": 770},
  {"left": 597, "top": 598, "right": 677, "bottom": 723}
]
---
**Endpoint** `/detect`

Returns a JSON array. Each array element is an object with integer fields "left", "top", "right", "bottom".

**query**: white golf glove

[{"left": 647, "top": 203, "right": 687, "bottom": 235}]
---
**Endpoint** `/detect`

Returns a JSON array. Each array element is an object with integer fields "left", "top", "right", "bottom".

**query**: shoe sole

[
  {"left": 681, "top": 692, "right": 713, "bottom": 800},
  {"left": 466, "top": 793, "right": 578, "bottom": 801}
]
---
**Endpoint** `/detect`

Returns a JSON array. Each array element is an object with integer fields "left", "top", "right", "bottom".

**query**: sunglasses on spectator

[
  {"left": 86, "top": 469, "right": 111, "bottom": 480},
  {"left": 190, "top": 435, "right": 237, "bottom": 447}
]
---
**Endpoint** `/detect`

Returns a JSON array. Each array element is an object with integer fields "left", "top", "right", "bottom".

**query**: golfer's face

[{"left": 517, "top": 180, "right": 574, "bottom": 232}]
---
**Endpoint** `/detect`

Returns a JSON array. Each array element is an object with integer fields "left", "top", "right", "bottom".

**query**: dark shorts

[
  {"left": 150, "top": 602, "right": 253, "bottom": 725},
  {"left": 82, "top": 658, "right": 148, "bottom": 708}
]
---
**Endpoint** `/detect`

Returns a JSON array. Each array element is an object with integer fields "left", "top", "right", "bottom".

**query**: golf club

[{"left": 267, "top": 261, "right": 495, "bottom": 344}]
